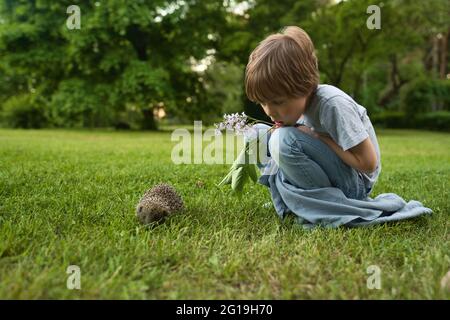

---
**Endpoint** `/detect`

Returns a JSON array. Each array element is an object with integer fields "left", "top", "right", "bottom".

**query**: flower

[
  {"left": 215, "top": 112, "right": 276, "bottom": 195},
  {"left": 214, "top": 112, "right": 250, "bottom": 135},
  {"left": 214, "top": 112, "right": 271, "bottom": 136}
]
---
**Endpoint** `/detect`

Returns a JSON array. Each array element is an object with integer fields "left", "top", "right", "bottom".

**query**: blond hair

[{"left": 245, "top": 26, "right": 319, "bottom": 104}]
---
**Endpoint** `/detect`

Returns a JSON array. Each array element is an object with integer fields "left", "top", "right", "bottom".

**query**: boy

[{"left": 245, "top": 26, "right": 381, "bottom": 200}]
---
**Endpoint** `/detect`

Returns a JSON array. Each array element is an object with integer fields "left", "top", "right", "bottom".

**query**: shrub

[
  {"left": 370, "top": 111, "right": 410, "bottom": 128},
  {"left": 432, "top": 79, "right": 450, "bottom": 111},
  {"left": 48, "top": 79, "right": 114, "bottom": 128},
  {"left": 371, "top": 110, "right": 450, "bottom": 131},
  {"left": 414, "top": 111, "right": 450, "bottom": 132},
  {"left": 1, "top": 94, "right": 48, "bottom": 128},
  {"left": 400, "top": 78, "right": 450, "bottom": 116}
]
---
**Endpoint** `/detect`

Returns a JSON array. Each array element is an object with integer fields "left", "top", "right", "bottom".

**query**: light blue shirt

[{"left": 297, "top": 84, "right": 381, "bottom": 194}]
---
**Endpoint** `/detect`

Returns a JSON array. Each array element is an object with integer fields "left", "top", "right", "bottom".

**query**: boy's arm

[
  {"left": 313, "top": 96, "right": 378, "bottom": 174},
  {"left": 317, "top": 133, "right": 378, "bottom": 174}
]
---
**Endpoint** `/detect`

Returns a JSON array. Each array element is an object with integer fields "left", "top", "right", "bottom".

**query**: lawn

[{"left": 0, "top": 128, "right": 449, "bottom": 299}]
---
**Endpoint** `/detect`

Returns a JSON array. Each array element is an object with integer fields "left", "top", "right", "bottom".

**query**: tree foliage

[{"left": 0, "top": 0, "right": 448, "bottom": 129}]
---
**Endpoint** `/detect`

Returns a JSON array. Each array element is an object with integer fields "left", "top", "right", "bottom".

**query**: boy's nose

[
  {"left": 269, "top": 114, "right": 281, "bottom": 121},
  {"left": 266, "top": 108, "right": 278, "bottom": 119}
]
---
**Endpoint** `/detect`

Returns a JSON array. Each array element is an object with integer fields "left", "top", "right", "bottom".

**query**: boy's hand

[
  {"left": 297, "top": 125, "right": 319, "bottom": 138},
  {"left": 312, "top": 131, "right": 377, "bottom": 174}
]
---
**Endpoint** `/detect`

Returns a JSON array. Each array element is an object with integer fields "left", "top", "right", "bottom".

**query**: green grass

[{"left": 0, "top": 128, "right": 449, "bottom": 299}]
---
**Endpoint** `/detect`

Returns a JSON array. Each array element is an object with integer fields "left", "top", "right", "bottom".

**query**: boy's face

[{"left": 260, "top": 96, "right": 308, "bottom": 126}]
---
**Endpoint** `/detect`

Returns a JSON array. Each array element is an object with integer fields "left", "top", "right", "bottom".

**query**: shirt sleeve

[{"left": 319, "top": 96, "right": 369, "bottom": 151}]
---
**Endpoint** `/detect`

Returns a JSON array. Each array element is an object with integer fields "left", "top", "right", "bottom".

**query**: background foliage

[{"left": 0, "top": 0, "right": 448, "bottom": 130}]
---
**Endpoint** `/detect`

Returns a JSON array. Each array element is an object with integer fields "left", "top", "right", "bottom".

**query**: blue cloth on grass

[{"left": 245, "top": 123, "right": 432, "bottom": 229}]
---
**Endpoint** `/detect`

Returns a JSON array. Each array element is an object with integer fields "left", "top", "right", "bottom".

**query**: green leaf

[
  {"left": 231, "top": 166, "right": 246, "bottom": 193},
  {"left": 246, "top": 163, "right": 258, "bottom": 183},
  {"left": 217, "top": 139, "right": 260, "bottom": 193},
  {"left": 217, "top": 169, "right": 233, "bottom": 186},
  {"left": 231, "top": 142, "right": 249, "bottom": 170}
]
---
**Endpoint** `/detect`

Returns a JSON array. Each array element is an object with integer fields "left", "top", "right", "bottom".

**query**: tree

[{"left": 0, "top": 0, "right": 229, "bottom": 129}]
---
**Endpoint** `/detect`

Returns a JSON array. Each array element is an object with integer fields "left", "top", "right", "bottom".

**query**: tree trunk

[
  {"left": 377, "top": 55, "right": 407, "bottom": 107},
  {"left": 439, "top": 27, "right": 449, "bottom": 80},
  {"left": 141, "top": 107, "right": 158, "bottom": 130}
]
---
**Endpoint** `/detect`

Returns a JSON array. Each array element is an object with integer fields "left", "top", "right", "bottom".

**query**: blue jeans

[{"left": 246, "top": 124, "right": 368, "bottom": 200}]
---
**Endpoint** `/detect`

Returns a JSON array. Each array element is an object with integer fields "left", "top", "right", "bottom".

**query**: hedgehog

[{"left": 136, "top": 183, "right": 184, "bottom": 225}]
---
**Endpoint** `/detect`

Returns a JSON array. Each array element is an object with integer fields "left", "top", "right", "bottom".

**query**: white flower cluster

[{"left": 214, "top": 112, "right": 252, "bottom": 136}]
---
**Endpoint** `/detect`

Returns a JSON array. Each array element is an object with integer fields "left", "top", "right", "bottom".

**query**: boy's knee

[
  {"left": 252, "top": 123, "right": 271, "bottom": 131},
  {"left": 274, "top": 126, "right": 299, "bottom": 140},
  {"left": 243, "top": 123, "right": 272, "bottom": 163},
  {"left": 269, "top": 127, "right": 301, "bottom": 161},
  {"left": 244, "top": 123, "right": 271, "bottom": 143}
]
